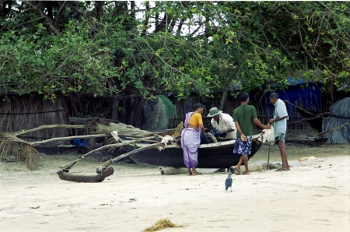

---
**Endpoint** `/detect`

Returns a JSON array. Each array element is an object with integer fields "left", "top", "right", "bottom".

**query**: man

[
  {"left": 269, "top": 92, "right": 290, "bottom": 171},
  {"left": 207, "top": 107, "right": 237, "bottom": 140},
  {"left": 233, "top": 92, "right": 270, "bottom": 175}
]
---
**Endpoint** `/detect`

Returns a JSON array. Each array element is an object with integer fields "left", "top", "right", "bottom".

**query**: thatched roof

[{"left": 0, "top": 94, "right": 68, "bottom": 143}]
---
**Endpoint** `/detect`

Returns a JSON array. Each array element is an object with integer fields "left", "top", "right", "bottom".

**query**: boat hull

[{"left": 130, "top": 139, "right": 262, "bottom": 168}]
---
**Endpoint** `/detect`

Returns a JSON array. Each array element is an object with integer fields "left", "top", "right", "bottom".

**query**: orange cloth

[{"left": 188, "top": 112, "right": 203, "bottom": 127}]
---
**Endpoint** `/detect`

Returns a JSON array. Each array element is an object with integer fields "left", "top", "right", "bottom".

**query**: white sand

[{"left": 1, "top": 144, "right": 349, "bottom": 232}]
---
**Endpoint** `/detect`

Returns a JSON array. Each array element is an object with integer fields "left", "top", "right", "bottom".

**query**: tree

[{"left": 0, "top": 1, "right": 349, "bottom": 102}]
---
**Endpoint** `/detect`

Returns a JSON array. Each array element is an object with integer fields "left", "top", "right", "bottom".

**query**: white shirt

[
  {"left": 210, "top": 113, "right": 237, "bottom": 139},
  {"left": 273, "top": 99, "right": 289, "bottom": 137}
]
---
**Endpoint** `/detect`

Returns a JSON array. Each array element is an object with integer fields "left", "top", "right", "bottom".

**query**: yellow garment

[{"left": 188, "top": 113, "right": 203, "bottom": 127}]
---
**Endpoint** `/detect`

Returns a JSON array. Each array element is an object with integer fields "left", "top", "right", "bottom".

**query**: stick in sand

[{"left": 267, "top": 144, "right": 271, "bottom": 170}]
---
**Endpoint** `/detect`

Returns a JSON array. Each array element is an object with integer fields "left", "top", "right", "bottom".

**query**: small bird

[{"left": 225, "top": 173, "right": 233, "bottom": 192}]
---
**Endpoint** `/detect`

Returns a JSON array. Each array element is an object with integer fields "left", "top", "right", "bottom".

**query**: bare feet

[
  {"left": 192, "top": 172, "right": 202, "bottom": 175},
  {"left": 242, "top": 172, "right": 250, "bottom": 175},
  {"left": 235, "top": 166, "right": 240, "bottom": 172},
  {"left": 229, "top": 166, "right": 240, "bottom": 175}
]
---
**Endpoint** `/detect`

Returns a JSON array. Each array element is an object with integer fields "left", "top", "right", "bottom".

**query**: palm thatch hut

[
  {"left": 0, "top": 94, "right": 68, "bottom": 169},
  {"left": 0, "top": 94, "right": 68, "bottom": 142}
]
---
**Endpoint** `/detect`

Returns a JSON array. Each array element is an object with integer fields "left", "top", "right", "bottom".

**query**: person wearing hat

[{"left": 207, "top": 107, "right": 237, "bottom": 140}]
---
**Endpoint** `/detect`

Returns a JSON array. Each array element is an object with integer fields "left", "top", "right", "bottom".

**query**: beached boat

[{"left": 129, "top": 132, "right": 269, "bottom": 168}]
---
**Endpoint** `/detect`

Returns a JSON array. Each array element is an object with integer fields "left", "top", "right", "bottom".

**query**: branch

[
  {"left": 141, "top": 1, "right": 150, "bottom": 36},
  {"left": 154, "top": 13, "right": 171, "bottom": 33},
  {"left": 24, "top": 1, "right": 61, "bottom": 35},
  {"left": 55, "top": 1, "right": 68, "bottom": 29}
]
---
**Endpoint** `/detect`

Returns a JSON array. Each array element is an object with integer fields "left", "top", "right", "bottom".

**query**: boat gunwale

[{"left": 129, "top": 133, "right": 264, "bottom": 149}]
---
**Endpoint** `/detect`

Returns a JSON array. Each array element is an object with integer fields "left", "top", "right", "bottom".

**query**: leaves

[{"left": 0, "top": 1, "right": 349, "bottom": 101}]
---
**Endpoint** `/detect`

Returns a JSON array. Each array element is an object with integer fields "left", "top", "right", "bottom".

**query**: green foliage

[{"left": 0, "top": 1, "right": 349, "bottom": 101}]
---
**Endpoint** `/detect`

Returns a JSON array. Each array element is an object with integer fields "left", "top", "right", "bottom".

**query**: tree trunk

[
  {"left": 133, "top": 98, "right": 145, "bottom": 128},
  {"left": 112, "top": 98, "right": 119, "bottom": 121},
  {"left": 218, "top": 90, "right": 228, "bottom": 111},
  {"left": 55, "top": 1, "right": 68, "bottom": 29},
  {"left": 0, "top": 0, "right": 5, "bottom": 18},
  {"left": 95, "top": 1, "right": 104, "bottom": 20}
]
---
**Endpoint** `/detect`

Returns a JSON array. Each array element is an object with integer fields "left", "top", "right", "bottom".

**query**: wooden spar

[
  {"left": 284, "top": 100, "right": 316, "bottom": 115},
  {"left": 125, "top": 137, "right": 159, "bottom": 143},
  {"left": 317, "top": 122, "right": 350, "bottom": 137},
  {"left": 59, "top": 135, "right": 157, "bottom": 170},
  {"left": 284, "top": 100, "right": 330, "bottom": 132},
  {"left": 1, "top": 120, "right": 176, "bottom": 171},
  {"left": 96, "top": 141, "right": 167, "bottom": 174},
  {"left": 284, "top": 100, "right": 330, "bottom": 119},
  {"left": 57, "top": 143, "right": 167, "bottom": 183},
  {"left": 31, "top": 134, "right": 110, "bottom": 146},
  {"left": 0, "top": 132, "right": 111, "bottom": 148},
  {"left": 13, "top": 124, "right": 86, "bottom": 136},
  {"left": 287, "top": 114, "right": 323, "bottom": 125}
]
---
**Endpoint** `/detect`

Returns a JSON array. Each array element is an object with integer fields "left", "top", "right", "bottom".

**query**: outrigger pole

[{"left": 57, "top": 132, "right": 174, "bottom": 183}]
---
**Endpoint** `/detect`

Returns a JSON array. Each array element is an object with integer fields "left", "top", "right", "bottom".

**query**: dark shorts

[{"left": 275, "top": 133, "right": 285, "bottom": 143}]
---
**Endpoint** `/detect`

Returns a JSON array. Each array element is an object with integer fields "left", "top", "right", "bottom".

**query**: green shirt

[{"left": 233, "top": 104, "right": 257, "bottom": 136}]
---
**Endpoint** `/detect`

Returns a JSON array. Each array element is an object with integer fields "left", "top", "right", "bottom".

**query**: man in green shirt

[{"left": 233, "top": 92, "right": 269, "bottom": 174}]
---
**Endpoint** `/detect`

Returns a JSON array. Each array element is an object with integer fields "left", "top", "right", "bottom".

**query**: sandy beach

[{"left": 1, "top": 138, "right": 349, "bottom": 232}]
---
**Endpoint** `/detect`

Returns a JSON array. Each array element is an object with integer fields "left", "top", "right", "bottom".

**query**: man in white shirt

[
  {"left": 269, "top": 92, "right": 290, "bottom": 171},
  {"left": 207, "top": 107, "right": 237, "bottom": 140}
]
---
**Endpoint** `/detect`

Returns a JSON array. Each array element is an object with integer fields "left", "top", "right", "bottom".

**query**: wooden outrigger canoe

[
  {"left": 129, "top": 132, "right": 269, "bottom": 169},
  {"left": 55, "top": 130, "right": 272, "bottom": 182}
]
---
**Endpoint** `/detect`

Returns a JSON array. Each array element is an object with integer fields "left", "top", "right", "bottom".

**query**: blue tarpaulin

[
  {"left": 262, "top": 78, "right": 322, "bottom": 121},
  {"left": 72, "top": 139, "right": 88, "bottom": 147}
]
